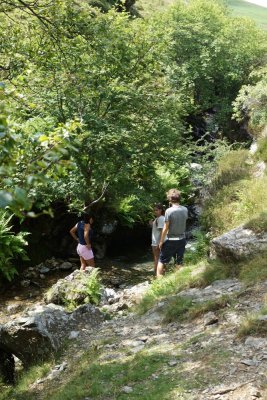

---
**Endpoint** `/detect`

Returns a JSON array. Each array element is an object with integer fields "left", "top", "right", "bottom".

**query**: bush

[
  {"left": 0, "top": 212, "right": 29, "bottom": 281},
  {"left": 83, "top": 268, "right": 102, "bottom": 305}
]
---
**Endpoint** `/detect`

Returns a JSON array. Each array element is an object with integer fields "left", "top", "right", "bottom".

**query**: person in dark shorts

[
  {"left": 70, "top": 213, "right": 95, "bottom": 270},
  {"left": 157, "top": 189, "right": 188, "bottom": 278}
]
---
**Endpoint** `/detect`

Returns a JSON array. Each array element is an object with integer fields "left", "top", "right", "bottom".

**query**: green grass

[
  {"left": 244, "top": 211, "right": 267, "bottom": 233},
  {"left": 0, "top": 362, "right": 52, "bottom": 400},
  {"left": 136, "top": 262, "right": 205, "bottom": 315},
  {"left": 227, "top": 0, "right": 267, "bottom": 30},
  {"left": 238, "top": 306, "right": 267, "bottom": 337},
  {"left": 3, "top": 335, "right": 232, "bottom": 400},
  {"left": 163, "top": 294, "right": 235, "bottom": 323},
  {"left": 239, "top": 250, "right": 267, "bottom": 283}
]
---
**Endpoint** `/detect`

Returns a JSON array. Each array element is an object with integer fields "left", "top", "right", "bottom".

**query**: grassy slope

[
  {"left": 136, "top": 0, "right": 267, "bottom": 30},
  {"left": 227, "top": 0, "right": 267, "bottom": 29}
]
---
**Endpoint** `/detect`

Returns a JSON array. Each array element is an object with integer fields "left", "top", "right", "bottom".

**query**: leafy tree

[
  {"left": 167, "top": 0, "right": 267, "bottom": 132},
  {"left": 1, "top": 4, "right": 189, "bottom": 218},
  {"left": 233, "top": 67, "right": 267, "bottom": 134}
]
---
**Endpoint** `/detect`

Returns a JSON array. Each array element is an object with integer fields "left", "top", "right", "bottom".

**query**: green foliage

[
  {"left": 233, "top": 68, "right": 267, "bottom": 134},
  {"left": 0, "top": 211, "right": 29, "bottom": 281},
  {"left": 0, "top": 3, "right": 191, "bottom": 218},
  {"left": 167, "top": 0, "right": 267, "bottom": 130},
  {"left": 63, "top": 269, "right": 102, "bottom": 310},
  {"left": 83, "top": 268, "right": 102, "bottom": 305},
  {"left": 184, "top": 230, "right": 210, "bottom": 265},
  {"left": 0, "top": 0, "right": 266, "bottom": 222}
]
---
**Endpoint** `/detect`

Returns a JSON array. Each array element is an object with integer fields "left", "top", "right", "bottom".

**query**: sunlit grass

[
  {"left": 0, "top": 362, "right": 51, "bottom": 400},
  {"left": 163, "top": 294, "right": 235, "bottom": 323},
  {"left": 238, "top": 305, "right": 267, "bottom": 337},
  {"left": 136, "top": 261, "right": 206, "bottom": 314}
]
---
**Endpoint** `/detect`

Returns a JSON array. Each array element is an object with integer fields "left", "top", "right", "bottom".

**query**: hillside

[
  {"left": 136, "top": 0, "right": 267, "bottom": 30},
  {"left": 228, "top": 0, "right": 267, "bottom": 30}
]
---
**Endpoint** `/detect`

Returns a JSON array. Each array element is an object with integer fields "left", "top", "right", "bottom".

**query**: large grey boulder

[
  {"left": 211, "top": 226, "right": 267, "bottom": 261},
  {"left": 0, "top": 303, "right": 103, "bottom": 367},
  {"left": 44, "top": 267, "right": 98, "bottom": 306}
]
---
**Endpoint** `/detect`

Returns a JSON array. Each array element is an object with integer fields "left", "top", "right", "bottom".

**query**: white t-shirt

[{"left": 151, "top": 215, "right": 165, "bottom": 246}]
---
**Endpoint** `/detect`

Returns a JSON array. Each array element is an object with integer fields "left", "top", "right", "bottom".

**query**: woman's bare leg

[
  {"left": 80, "top": 256, "right": 87, "bottom": 271},
  {"left": 85, "top": 258, "right": 95, "bottom": 268},
  {"left": 152, "top": 246, "right": 160, "bottom": 275}
]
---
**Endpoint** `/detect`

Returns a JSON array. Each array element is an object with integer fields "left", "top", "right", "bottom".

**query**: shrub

[
  {"left": 83, "top": 268, "right": 102, "bottom": 305},
  {"left": 0, "top": 212, "right": 29, "bottom": 281}
]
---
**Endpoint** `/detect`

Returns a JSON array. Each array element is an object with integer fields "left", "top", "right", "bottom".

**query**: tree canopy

[{"left": 0, "top": 0, "right": 266, "bottom": 221}]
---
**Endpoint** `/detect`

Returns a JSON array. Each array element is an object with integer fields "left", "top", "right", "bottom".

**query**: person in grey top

[
  {"left": 157, "top": 188, "right": 188, "bottom": 277},
  {"left": 150, "top": 203, "right": 165, "bottom": 275}
]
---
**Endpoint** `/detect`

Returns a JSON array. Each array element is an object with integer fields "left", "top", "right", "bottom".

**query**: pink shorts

[{"left": 77, "top": 244, "right": 94, "bottom": 260}]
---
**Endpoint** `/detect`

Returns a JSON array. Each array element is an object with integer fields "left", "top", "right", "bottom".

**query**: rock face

[
  {"left": 211, "top": 226, "right": 267, "bottom": 261},
  {"left": 0, "top": 303, "right": 103, "bottom": 367}
]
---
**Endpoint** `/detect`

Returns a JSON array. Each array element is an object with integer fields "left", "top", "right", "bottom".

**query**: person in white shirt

[{"left": 150, "top": 203, "right": 165, "bottom": 275}]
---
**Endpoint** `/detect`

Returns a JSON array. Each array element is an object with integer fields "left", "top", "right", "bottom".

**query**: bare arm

[
  {"left": 84, "top": 223, "right": 91, "bottom": 249},
  {"left": 70, "top": 224, "right": 78, "bottom": 242},
  {"left": 159, "top": 221, "right": 169, "bottom": 249}
]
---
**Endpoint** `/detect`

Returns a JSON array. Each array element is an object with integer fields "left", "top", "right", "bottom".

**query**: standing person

[
  {"left": 157, "top": 189, "right": 188, "bottom": 278},
  {"left": 150, "top": 203, "right": 165, "bottom": 275},
  {"left": 70, "top": 213, "right": 95, "bottom": 271}
]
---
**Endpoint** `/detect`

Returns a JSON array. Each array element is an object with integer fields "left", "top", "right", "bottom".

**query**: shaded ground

[{"left": 0, "top": 249, "right": 155, "bottom": 325}]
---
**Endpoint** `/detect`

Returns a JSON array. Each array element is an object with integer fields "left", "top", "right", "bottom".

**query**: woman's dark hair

[
  {"left": 81, "top": 213, "right": 93, "bottom": 223},
  {"left": 154, "top": 203, "right": 165, "bottom": 215}
]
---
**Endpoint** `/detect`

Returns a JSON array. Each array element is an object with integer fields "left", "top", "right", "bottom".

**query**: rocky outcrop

[
  {"left": 0, "top": 303, "right": 103, "bottom": 368},
  {"left": 211, "top": 226, "right": 267, "bottom": 261},
  {"left": 44, "top": 268, "right": 97, "bottom": 306}
]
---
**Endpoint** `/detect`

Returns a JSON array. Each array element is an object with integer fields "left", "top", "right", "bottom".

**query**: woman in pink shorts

[{"left": 70, "top": 213, "right": 95, "bottom": 270}]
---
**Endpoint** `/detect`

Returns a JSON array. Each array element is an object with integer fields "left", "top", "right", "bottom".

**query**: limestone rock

[
  {"left": 211, "top": 226, "right": 267, "bottom": 261},
  {"left": 44, "top": 268, "right": 96, "bottom": 306},
  {"left": 0, "top": 303, "right": 103, "bottom": 367}
]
